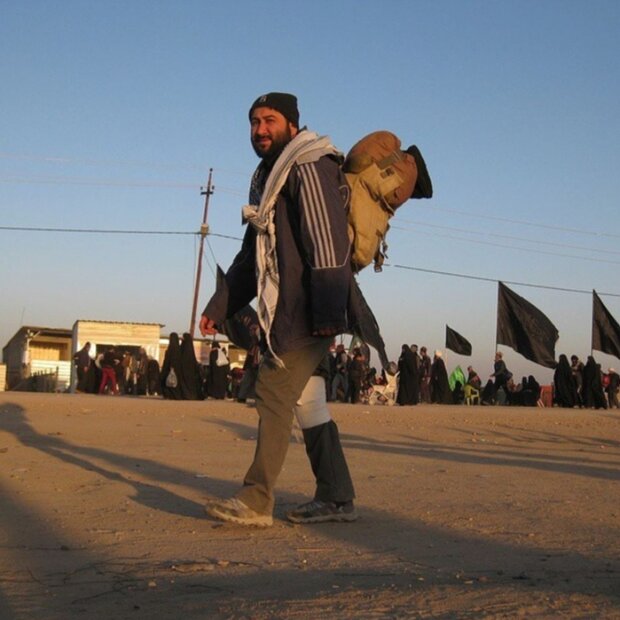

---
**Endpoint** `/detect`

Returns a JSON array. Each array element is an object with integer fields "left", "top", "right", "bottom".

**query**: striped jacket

[{"left": 205, "top": 153, "right": 352, "bottom": 356}]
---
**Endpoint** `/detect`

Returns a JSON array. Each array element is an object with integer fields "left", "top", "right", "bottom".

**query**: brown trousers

[{"left": 237, "top": 337, "right": 332, "bottom": 514}]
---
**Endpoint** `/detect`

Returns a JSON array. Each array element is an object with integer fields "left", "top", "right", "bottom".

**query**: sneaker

[
  {"left": 286, "top": 500, "right": 358, "bottom": 524},
  {"left": 205, "top": 497, "right": 273, "bottom": 527}
]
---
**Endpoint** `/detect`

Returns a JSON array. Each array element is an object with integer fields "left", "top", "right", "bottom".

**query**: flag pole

[{"left": 190, "top": 168, "right": 214, "bottom": 338}]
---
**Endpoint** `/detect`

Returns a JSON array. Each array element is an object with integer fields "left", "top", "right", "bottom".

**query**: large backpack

[{"left": 343, "top": 130, "right": 433, "bottom": 272}]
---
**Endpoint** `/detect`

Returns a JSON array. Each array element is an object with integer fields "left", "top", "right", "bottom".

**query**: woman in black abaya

[
  {"left": 208, "top": 342, "right": 229, "bottom": 400},
  {"left": 180, "top": 332, "right": 204, "bottom": 400},
  {"left": 553, "top": 354, "right": 576, "bottom": 408},
  {"left": 591, "top": 362, "right": 607, "bottom": 409},
  {"left": 523, "top": 375, "right": 541, "bottom": 407},
  {"left": 397, "top": 344, "right": 419, "bottom": 405},
  {"left": 430, "top": 351, "right": 452, "bottom": 405},
  {"left": 582, "top": 356, "right": 595, "bottom": 407},
  {"left": 161, "top": 332, "right": 183, "bottom": 400}
]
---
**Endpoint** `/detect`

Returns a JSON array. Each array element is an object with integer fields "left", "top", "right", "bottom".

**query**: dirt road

[{"left": 0, "top": 392, "right": 618, "bottom": 618}]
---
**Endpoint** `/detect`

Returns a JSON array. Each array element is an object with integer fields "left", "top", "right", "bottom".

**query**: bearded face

[{"left": 250, "top": 108, "right": 297, "bottom": 160}]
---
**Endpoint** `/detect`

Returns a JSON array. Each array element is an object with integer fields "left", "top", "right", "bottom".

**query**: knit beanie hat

[{"left": 249, "top": 92, "right": 300, "bottom": 128}]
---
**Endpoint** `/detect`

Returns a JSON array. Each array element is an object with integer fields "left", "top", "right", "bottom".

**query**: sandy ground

[{"left": 0, "top": 392, "right": 618, "bottom": 619}]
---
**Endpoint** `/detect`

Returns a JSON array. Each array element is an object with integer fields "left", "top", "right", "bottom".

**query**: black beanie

[{"left": 249, "top": 92, "right": 300, "bottom": 128}]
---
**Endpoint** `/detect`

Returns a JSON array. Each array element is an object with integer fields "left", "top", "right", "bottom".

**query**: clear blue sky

[{"left": 2, "top": 0, "right": 620, "bottom": 381}]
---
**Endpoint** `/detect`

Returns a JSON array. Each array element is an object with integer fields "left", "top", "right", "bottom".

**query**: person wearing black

[
  {"left": 330, "top": 344, "right": 349, "bottom": 402},
  {"left": 481, "top": 379, "right": 495, "bottom": 405},
  {"left": 466, "top": 366, "right": 482, "bottom": 390},
  {"left": 397, "top": 344, "right": 419, "bottom": 405},
  {"left": 98, "top": 347, "right": 120, "bottom": 395},
  {"left": 179, "top": 332, "right": 204, "bottom": 400},
  {"left": 161, "top": 332, "right": 183, "bottom": 400},
  {"left": 73, "top": 342, "right": 92, "bottom": 393},
  {"left": 553, "top": 354, "right": 577, "bottom": 408},
  {"left": 346, "top": 348, "right": 365, "bottom": 404},
  {"left": 592, "top": 362, "right": 608, "bottom": 410},
  {"left": 419, "top": 346, "right": 432, "bottom": 403},
  {"left": 207, "top": 342, "right": 229, "bottom": 400},
  {"left": 570, "top": 355, "right": 585, "bottom": 407},
  {"left": 491, "top": 351, "right": 510, "bottom": 396},
  {"left": 606, "top": 368, "right": 620, "bottom": 409},
  {"left": 136, "top": 348, "right": 150, "bottom": 395},
  {"left": 146, "top": 356, "right": 161, "bottom": 396},
  {"left": 430, "top": 350, "right": 452, "bottom": 404},
  {"left": 583, "top": 356, "right": 607, "bottom": 409},
  {"left": 523, "top": 375, "right": 541, "bottom": 407}
]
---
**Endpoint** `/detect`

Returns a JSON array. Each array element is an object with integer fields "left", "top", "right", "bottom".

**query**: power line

[
  {"left": 0, "top": 225, "right": 197, "bottom": 235},
  {"left": 1, "top": 149, "right": 616, "bottom": 242},
  {"left": 0, "top": 150, "right": 252, "bottom": 180},
  {"left": 415, "top": 203, "right": 620, "bottom": 240},
  {"left": 0, "top": 151, "right": 206, "bottom": 172},
  {"left": 0, "top": 225, "right": 243, "bottom": 241},
  {"left": 388, "top": 263, "right": 620, "bottom": 298},
  {"left": 0, "top": 176, "right": 200, "bottom": 189},
  {"left": 390, "top": 225, "right": 620, "bottom": 265},
  {"left": 2, "top": 164, "right": 617, "bottom": 244},
  {"left": 0, "top": 151, "right": 252, "bottom": 178},
  {"left": 1, "top": 223, "right": 618, "bottom": 297},
  {"left": 1, "top": 175, "right": 248, "bottom": 198},
  {"left": 395, "top": 219, "right": 620, "bottom": 256}
]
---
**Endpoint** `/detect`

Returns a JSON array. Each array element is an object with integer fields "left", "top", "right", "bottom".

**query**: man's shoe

[
  {"left": 205, "top": 497, "right": 273, "bottom": 527},
  {"left": 286, "top": 500, "right": 358, "bottom": 524}
]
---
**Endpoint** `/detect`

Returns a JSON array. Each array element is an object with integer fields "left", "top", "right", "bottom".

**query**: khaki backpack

[{"left": 343, "top": 130, "right": 432, "bottom": 272}]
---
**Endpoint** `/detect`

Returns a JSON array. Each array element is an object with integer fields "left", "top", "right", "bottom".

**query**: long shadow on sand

[
  {"left": 210, "top": 414, "right": 620, "bottom": 482},
  {"left": 0, "top": 403, "right": 618, "bottom": 618}
]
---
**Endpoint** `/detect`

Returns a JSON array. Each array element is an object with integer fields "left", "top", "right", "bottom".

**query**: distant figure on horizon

[
  {"left": 606, "top": 368, "right": 620, "bottom": 408},
  {"left": 430, "top": 350, "right": 451, "bottom": 404},
  {"left": 98, "top": 347, "right": 119, "bottom": 395},
  {"left": 396, "top": 343, "right": 419, "bottom": 405},
  {"left": 73, "top": 341, "right": 91, "bottom": 393},
  {"left": 491, "top": 351, "right": 510, "bottom": 397},
  {"left": 419, "top": 346, "right": 432, "bottom": 403},
  {"left": 161, "top": 332, "right": 183, "bottom": 400},
  {"left": 571, "top": 355, "right": 584, "bottom": 407},
  {"left": 553, "top": 354, "right": 576, "bottom": 408},
  {"left": 207, "top": 341, "right": 229, "bottom": 400}
]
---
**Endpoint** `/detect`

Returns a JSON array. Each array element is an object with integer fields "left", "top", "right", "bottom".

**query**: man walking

[{"left": 200, "top": 92, "right": 356, "bottom": 526}]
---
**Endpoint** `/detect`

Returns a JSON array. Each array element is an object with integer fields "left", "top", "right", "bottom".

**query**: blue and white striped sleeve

[{"left": 295, "top": 156, "right": 352, "bottom": 334}]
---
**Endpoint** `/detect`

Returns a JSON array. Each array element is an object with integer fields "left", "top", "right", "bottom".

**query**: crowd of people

[
  {"left": 74, "top": 338, "right": 620, "bottom": 410},
  {"left": 73, "top": 341, "right": 161, "bottom": 396},
  {"left": 326, "top": 345, "right": 620, "bottom": 409},
  {"left": 479, "top": 350, "right": 619, "bottom": 409},
  {"left": 157, "top": 332, "right": 237, "bottom": 401},
  {"left": 73, "top": 334, "right": 236, "bottom": 400},
  {"left": 551, "top": 353, "right": 618, "bottom": 409}
]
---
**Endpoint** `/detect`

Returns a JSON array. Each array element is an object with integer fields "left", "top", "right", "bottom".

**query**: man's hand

[{"left": 199, "top": 315, "right": 218, "bottom": 336}]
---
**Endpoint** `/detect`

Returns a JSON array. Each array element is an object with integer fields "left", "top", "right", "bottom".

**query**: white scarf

[{"left": 242, "top": 131, "right": 340, "bottom": 364}]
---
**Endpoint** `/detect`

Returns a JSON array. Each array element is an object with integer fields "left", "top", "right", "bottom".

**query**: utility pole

[{"left": 189, "top": 168, "right": 214, "bottom": 337}]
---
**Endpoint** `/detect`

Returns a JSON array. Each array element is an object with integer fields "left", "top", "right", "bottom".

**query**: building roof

[
  {"left": 2, "top": 325, "right": 73, "bottom": 352},
  {"left": 74, "top": 319, "right": 165, "bottom": 327},
  {"left": 9, "top": 325, "right": 72, "bottom": 339}
]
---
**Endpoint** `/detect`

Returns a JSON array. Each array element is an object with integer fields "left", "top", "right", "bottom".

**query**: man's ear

[{"left": 289, "top": 123, "right": 299, "bottom": 138}]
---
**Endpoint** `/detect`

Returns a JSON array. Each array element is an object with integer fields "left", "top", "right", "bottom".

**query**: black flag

[
  {"left": 445, "top": 325, "right": 472, "bottom": 356},
  {"left": 592, "top": 290, "right": 620, "bottom": 358},
  {"left": 348, "top": 277, "right": 389, "bottom": 370},
  {"left": 496, "top": 281, "right": 558, "bottom": 368}
]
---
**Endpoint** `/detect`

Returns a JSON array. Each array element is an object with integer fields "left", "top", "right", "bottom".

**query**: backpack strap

[{"left": 376, "top": 150, "right": 405, "bottom": 170}]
